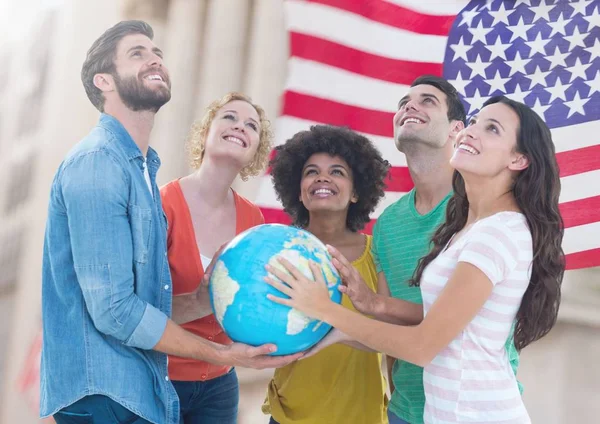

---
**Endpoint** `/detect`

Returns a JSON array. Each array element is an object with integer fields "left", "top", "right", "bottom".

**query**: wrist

[{"left": 371, "top": 294, "right": 386, "bottom": 317}]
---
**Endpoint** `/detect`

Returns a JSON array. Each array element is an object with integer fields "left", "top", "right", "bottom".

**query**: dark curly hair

[
  {"left": 270, "top": 125, "right": 390, "bottom": 231},
  {"left": 410, "top": 96, "right": 565, "bottom": 351}
]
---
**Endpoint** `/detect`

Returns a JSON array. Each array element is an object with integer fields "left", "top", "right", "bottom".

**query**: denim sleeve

[{"left": 61, "top": 150, "right": 167, "bottom": 350}]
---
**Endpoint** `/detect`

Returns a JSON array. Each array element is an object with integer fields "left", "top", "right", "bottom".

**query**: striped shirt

[{"left": 421, "top": 212, "right": 532, "bottom": 424}]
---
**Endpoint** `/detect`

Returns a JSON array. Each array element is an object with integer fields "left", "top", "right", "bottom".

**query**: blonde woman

[{"left": 160, "top": 92, "right": 288, "bottom": 423}]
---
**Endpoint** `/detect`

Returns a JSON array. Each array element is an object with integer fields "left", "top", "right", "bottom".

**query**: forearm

[
  {"left": 343, "top": 340, "right": 379, "bottom": 353},
  {"left": 153, "top": 319, "right": 229, "bottom": 365},
  {"left": 322, "top": 303, "right": 432, "bottom": 366},
  {"left": 171, "top": 293, "right": 213, "bottom": 325},
  {"left": 370, "top": 294, "right": 424, "bottom": 326}
]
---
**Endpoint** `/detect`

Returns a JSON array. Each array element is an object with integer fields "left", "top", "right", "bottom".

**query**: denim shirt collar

[{"left": 98, "top": 113, "right": 161, "bottom": 170}]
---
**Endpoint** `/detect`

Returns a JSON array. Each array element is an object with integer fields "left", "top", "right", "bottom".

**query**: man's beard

[{"left": 113, "top": 72, "right": 171, "bottom": 113}]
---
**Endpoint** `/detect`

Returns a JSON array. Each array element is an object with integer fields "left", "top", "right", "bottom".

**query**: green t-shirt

[{"left": 372, "top": 189, "right": 522, "bottom": 424}]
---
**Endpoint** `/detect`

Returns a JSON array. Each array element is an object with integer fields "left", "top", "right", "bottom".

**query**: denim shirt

[{"left": 40, "top": 114, "right": 179, "bottom": 424}]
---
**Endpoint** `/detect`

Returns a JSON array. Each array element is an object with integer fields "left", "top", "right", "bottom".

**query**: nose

[
  {"left": 231, "top": 119, "right": 244, "bottom": 132},
  {"left": 147, "top": 52, "right": 163, "bottom": 68},
  {"left": 402, "top": 98, "right": 418, "bottom": 112},
  {"left": 315, "top": 172, "right": 330, "bottom": 182}
]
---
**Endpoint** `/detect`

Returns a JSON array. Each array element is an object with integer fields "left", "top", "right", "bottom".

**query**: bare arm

[
  {"left": 267, "top": 259, "right": 494, "bottom": 367},
  {"left": 333, "top": 248, "right": 423, "bottom": 326}
]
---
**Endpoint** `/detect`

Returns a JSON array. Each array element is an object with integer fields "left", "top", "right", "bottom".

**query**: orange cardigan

[{"left": 160, "top": 179, "right": 264, "bottom": 381}]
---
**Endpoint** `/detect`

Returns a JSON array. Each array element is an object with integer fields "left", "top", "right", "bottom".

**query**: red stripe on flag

[
  {"left": 282, "top": 91, "right": 394, "bottom": 137},
  {"left": 560, "top": 196, "right": 600, "bottom": 228},
  {"left": 290, "top": 32, "right": 443, "bottom": 85},
  {"left": 305, "top": 0, "right": 457, "bottom": 36},
  {"left": 261, "top": 207, "right": 292, "bottom": 225},
  {"left": 556, "top": 144, "right": 600, "bottom": 178},
  {"left": 388, "top": 166, "right": 414, "bottom": 192},
  {"left": 565, "top": 248, "right": 600, "bottom": 270}
]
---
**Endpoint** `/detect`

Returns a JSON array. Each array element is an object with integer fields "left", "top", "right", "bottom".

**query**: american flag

[{"left": 255, "top": 0, "right": 600, "bottom": 271}]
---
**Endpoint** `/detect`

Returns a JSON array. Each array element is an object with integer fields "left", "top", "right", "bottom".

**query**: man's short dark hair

[
  {"left": 270, "top": 125, "right": 390, "bottom": 232},
  {"left": 411, "top": 75, "right": 466, "bottom": 123},
  {"left": 81, "top": 20, "right": 154, "bottom": 112}
]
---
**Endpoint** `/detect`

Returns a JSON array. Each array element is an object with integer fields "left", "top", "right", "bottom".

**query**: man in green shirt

[{"left": 341, "top": 75, "right": 521, "bottom": 424}]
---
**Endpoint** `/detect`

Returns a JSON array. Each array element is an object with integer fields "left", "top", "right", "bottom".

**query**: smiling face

[
  {"left": 451, "top": 102, "right": 529, "bottom": 178},
  {"left": 203, "top": 100, "right": 261, "bottom": 167},
  {"left": 299, "top": 153, "right": 357, "bottom": 215},
  {"left": 107, "top": 33, "right": 172, "bottom": 112},
  {"left": 393, "top": 84, "right": 455, "bottom": 152}
]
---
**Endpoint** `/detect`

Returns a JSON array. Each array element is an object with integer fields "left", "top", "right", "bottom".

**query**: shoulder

[
  {"left": 233, "top": 190, "right": 264, "bottom": 224},
  {"left": 160, "top": 179, "right": 182, "bottom": 203}
]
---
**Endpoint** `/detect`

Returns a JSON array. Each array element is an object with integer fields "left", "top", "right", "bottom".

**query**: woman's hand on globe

[
  {"left": 265, "top": 258, "right": 332, "bottom": 320},
  {"left": 327, "top": 245, "right": 381, "bottom": 316}
]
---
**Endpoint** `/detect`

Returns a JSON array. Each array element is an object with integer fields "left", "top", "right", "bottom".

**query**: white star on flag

[
  {"left": 450, "top": 37, "right": 471, "bottom": 61},
  {"left": 564, "top": 92, "right": 590, "bottom": 118},
  {"left": 565, "top": 27, "right": 588, "bottom": 50},
  {"left": 469, "top": 20, "right": 493, "bottom": 44},
  {"left": 466, "top": 54, "right": 490, "bottom": 78},
  {"left": 507, "top": 51, "right": 529, "bottom": 76},
  {"left": 547, "top": 78, "right": 570, "bottom": 102},
  {"left": 547, "top": 46, "right": 569, "bottom": 69},
  {"left": 487, "top": 35, "right": 511, "bottom": 60},
  {"left": 488, "top": 2, "right": 511, "bottom": 26},
  {"left": 531, "top": 97, "right": 551, "bottom": 118},
  {"left": 508, "top": 16, "right": 534, "bottom": 42},
  {"left": 568, "top": 57, "right": 592, "bottom": 82},
  {"left": 531, "top": 2, "right": 554, "bottom": 22},
  {"left": 548, "top": 13, "right": 569, "bottom": 37},
  {"left": 584, "top": 70, "right": 600, "bottom": 95},
  {"left": 528, "top": 65, "right": 552, "bottom": 88},
  {"left": 487, "top": 69, "right": 511, "bottom": 93},
  {"left": 526, "top": 32, "right": 549, "bottom": 56}
]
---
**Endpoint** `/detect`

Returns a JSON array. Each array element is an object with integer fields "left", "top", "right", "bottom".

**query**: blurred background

[{"left": 0, "top": 0, "right": 599, "bottom": 423}]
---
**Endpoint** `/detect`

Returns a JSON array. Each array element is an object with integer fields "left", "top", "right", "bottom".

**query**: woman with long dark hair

[{"left": 267, "top": 96, "right": 564, "bottom": 423}]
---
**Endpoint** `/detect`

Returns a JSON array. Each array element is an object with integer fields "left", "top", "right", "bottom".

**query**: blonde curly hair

[{"left": 186, "top": 92, "right": 274, "bottom": 181}]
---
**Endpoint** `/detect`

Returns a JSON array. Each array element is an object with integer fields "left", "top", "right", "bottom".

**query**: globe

[{"left": 208, "top": 223, "right": 343, "bottom": 355}]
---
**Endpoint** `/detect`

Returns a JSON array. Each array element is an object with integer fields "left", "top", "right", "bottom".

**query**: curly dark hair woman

[
  {"left": 411, "top": 95, "right": 565, "bottom": 351},
  {"left": 270, "top": 124, "right": 390, "bottom": 232},
  {"left": 263, "top": 124, "right": 391, "bottom": 424}
]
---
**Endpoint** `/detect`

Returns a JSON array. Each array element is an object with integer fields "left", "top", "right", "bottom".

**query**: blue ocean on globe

[{"left": 208, "top": 223, "right": 343, "bottom": 355}]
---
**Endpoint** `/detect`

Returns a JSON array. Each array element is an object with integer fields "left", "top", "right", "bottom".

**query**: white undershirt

[
  {"left": 200, "top": 254, "right": 212, "bottom": 271},
  {"left": 142, "top": 159, "right": 153, "bottom": 198}
]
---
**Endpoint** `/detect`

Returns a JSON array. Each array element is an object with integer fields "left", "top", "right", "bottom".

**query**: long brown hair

[{"left": 410, "top": 96, "right": 565, "bottom": 350}]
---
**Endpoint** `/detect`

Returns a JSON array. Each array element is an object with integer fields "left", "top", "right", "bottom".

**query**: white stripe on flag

[
  {"left": 286, "top": 58, "right": 409, "bottom": 112},
  {"left": 285, "top": 0, "right": 448, "bottom": 62},
  {"left": 551, "top": 120, "right": 600, "bottom": 154},
  {"left": 563, "top": 222, "right": 600, "bottom": 255},
  {"left": 559, "top": 170, "right": 600, "bottom": 204}
]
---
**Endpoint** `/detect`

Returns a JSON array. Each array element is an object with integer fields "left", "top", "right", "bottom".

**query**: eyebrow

[
  {"left": 397, "top": 93, "right": 440, "bottom": 109},
  {"left": 127, "top": 45, "right": 164, "bottom": 57},
  {"left": 470, "top": 115, "right": 506, "bottom": 132},
  {"left": 223, "top": 110, "right": 260, "bottom": 126},
  {"left": 303, "top": 163, "right": 348, "bottom": 171}
]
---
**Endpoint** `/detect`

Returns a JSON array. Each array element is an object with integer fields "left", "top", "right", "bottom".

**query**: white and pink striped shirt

[{"left": 421, "top": 212, "right": 532, "bottom": 424}]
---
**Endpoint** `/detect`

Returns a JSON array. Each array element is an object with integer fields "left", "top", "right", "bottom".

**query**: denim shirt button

[
  {"left": 164, "top": 285, "right": 169, "bottom": 290},
  {"left": 165, "top": 376, "right": 169, "bottom": 381}
]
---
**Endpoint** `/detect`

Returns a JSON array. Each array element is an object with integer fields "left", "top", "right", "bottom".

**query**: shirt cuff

[{"left": 124, "top": 303, "right": 168, "bottom": 350}]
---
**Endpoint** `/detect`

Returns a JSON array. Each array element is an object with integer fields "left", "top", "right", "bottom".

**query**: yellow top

[{"left": 262, "top": 235, "right": 389, "bottom": 424}]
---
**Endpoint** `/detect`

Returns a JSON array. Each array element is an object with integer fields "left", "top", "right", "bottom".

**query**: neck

[
  {"left": 188, "top": 159, "right": 240, "bottom": 209},
  {"left": 404, "top": 145, "right": 454, "bottom": 214},
  {"left": 104, "top": 103, "right": 155, "bottom": 156},
  {"left": 463, "top": 173, "right": 517, "bottom": 223},
  {"left": 306, "top": 212, "right": 351, "bottom": 245}
]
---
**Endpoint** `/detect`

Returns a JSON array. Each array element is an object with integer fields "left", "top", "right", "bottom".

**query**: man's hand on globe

[
  {"left": 221, "top": 342, "right": 304, "bottom": 369},
  {"left": 327, "top": 245, "right": 381, "bottom": 316}
]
